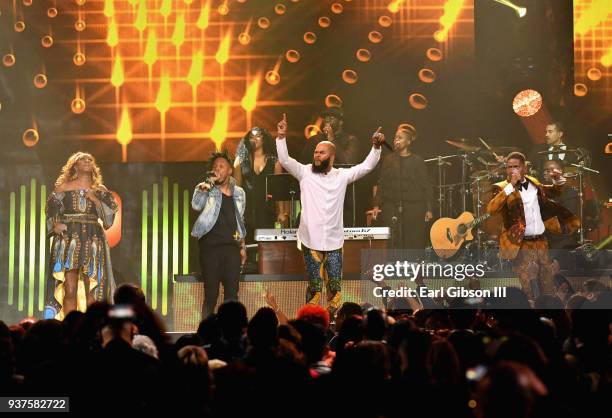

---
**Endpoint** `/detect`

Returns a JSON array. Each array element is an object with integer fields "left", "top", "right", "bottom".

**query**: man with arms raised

[{"left": 276, "top": 114, "right": 385, "bottom": 315}]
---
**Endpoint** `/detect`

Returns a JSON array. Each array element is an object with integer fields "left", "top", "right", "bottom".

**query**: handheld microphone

[{"left": 381, "top": 140, "right": 393, "bottom": 151}]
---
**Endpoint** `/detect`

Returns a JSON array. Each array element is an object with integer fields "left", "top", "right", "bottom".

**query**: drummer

[{"left": 530, "top": 121, "right": 579, "bottom": 175}]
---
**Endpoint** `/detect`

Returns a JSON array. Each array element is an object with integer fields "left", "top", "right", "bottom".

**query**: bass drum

[{"left": 471, "top": 177, "right": 503, "bottom": 239}]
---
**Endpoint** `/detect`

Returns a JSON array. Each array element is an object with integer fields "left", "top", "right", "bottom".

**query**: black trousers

[
  {"left": 198, "top": 241, "right": 241, "bottom": 317},
  {"left": 382, "top": 200, "right": 427, "bottom": 249}
]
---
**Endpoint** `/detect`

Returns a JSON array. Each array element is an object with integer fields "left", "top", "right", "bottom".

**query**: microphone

[{"left": 202, "top": 171, "right": 216, "bottom": 189}]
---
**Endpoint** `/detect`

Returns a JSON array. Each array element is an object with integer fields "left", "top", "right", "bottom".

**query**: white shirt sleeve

[
  {"left": 276, "top": 137, "right": 307, "bottom": 181},
  {"left": 343, "top": 146, "right": 382, "bottom": 184},
  {"left": 503, "top": 183, "right": 515, "bottom": 196}
]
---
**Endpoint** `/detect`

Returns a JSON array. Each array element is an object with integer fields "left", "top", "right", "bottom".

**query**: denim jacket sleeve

[
  {"left": 192, "top": 187, "right": 209, "bottom": 211},
  {"left": 233, "top": 185, "right": 247, "bottom": 239}
]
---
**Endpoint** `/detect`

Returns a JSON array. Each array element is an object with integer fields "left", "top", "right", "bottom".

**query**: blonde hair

[{"left": 55, "top": 152, "right": 103, "bottom": 188}]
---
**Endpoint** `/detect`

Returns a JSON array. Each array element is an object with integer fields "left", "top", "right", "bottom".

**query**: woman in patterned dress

[{"left": 44, "top": 152, "right": 118, "bottom": 319}]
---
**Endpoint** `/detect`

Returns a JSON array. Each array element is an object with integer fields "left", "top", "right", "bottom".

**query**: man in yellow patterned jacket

[{"left": 486, "top": 152, "right": 579, "bottom": 299}]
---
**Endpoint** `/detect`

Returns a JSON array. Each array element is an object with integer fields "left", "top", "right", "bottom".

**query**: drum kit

[{"left": 425, "top": 137, "right": 598, "bottom": 267}]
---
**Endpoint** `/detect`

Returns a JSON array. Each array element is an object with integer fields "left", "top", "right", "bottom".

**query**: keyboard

[{"left": 255, "top": 227, "right": 390, "bottom": 241}]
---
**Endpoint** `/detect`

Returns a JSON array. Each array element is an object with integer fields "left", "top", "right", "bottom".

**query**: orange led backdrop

[
  {"left": 1, "top": 0, "right": 475, "bottom": 163},
  {"left": 573, "top": 0, "right": 612, "bottom": 106}
]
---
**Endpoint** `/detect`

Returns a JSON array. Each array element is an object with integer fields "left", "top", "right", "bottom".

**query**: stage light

[
  {"left": 587, "top": 68, "right": 602, "bottom": 81},
  {"left": 171, "top": 13, "right": 186, "bottom": 48},
  {"left": 318, "top": 17, "right": 331, "bottom": 28},
  {"left": 75, "top": 0, "right": 87, "bottom": 6},
  {"left": 107, "top": 18, "right": 119, "bottom": 47},
  {"left": 493, "top": 0, "right": 526, "bottom": 18},
  {"left": 573, "top": 83, "right": 588, "bottom": 97},
  {"left": 388, "top": 0, "right": 405, "bottom": 14},
  {"left": 601, "top": 48, "right": 612, "bottom": 67},
  {"left": 103, "top": 0, "right": 115, "bottom": 18},
  {"left": 196, "top": 1, "right": 210, "bottom": 29},
  {"left": 512, "top": 89, "right": 542, "bottom": 116},
  {"left": 2, "top": 54, "right": 16, "bottom": 67},
  {"left": 111, "top": 53, "right": 125, "bottom": 87},
  {"left": 331, "top": 3, "right": 343, "bottom": 14},
  {"left": 304, "top": 124, "right": 322, "bottom": 139},
  {"left": 73, "top": 52, "right": 86, "bottom": 66},
  {"left": 117, "top": 106, "right": 133, "bottom": 146},
  {"left": 135, "top": 0, "right": 148, "bottom": 32},
  {"left": 324, "top": 94, "right": 343, "bottom": 108},
  {"left": 342, "top": 69, "right": 358, "bottom": 84},
  {"left": 356, "top": 49, "right": 371, "bottom": 62},
  {"left": 418, "top": 68, "right": 436, "bottom": 83},
  {"left": 75, "top": 19, "right": 86, "bottom": 32},
  {"left": 23, "top": 0, "right": 33, "bottom": 6},
  {"left": 215, "top": 31, "right": 232, "bottom": 64},
  {"left": 368, "top": 31, "right": 383, "bottom": 43},
  {"left": 378, "top": 16, "right": 392, "bottom": 27},
  {"left": 435, "top": 0, "right": 465, "bottom": 42},
  {"left": 285, "top": 50, "right": 300, "bottom": 63},
  {"left": 117, "top": 107, "right": 133, "bottom": 162},
  {"left": 258, "top": 17, "right": 270, "bottom": 29},
  {"left": 160, "top": 0, "right": 172, "bottom": 19},
  {"left": 238, "top": 33, "right": 251, "bottom": 45},
  {"left": 303, "top": 32, "right": 317, "bottom": 44},
  {"left": 22, "top": 129, "right": 39, "bottom": 147},
  {"left": 426, "top": 48, "right": 443, "bottom": 61},
  {"left": 408, "top": 93, "right": 428, "bottom": 110},
  {"left": 155, "top": 74, "right": 172, "bottom": 114},
  {"left": 574, "top": 0, "right": 607, "bottom": 36},
  {"left": 241, "top": 76, "right": 261, "bottom": 112},
  {"left": 71, "top": 98, "right": 86, "bottom": 114},
  {"left": 33, "top": 74, "right": 48, "bottom": 89},
  {"left": 433, "top": 30, "right": 446, "bottom": 42},
  {"left": 187, "top": 51, "right": 204, "bottom": 88},
  {"left": 144, "top": 30, "right": 158, "bottom": 66},
  {"left": 14, "top": 21, "right": 26, "bottom": 33},
  {"left": 275, "top": 4, "right": 287, "bottom": 15},
  {"left": 41, "top": 36, "right": 54, "bottom": 48},
  {"left": 47, "top": 8, "right": 58, "bottom": 18},
  {"left": 218, "top": 3, "right": 229, "bottom": 15},
  {"left": 209, "top": 103, "right": 230, "bottom": 150},
  {"left": 265, "top": 70, "right": 280, "bottom": 85}
]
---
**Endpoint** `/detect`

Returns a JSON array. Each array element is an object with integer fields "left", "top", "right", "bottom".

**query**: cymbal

[
  {"left": 470, "top": 170, "right": 491, "bottom": 179},
  {"left": 483, "top": 146, "right": 520, "bottom": 154},
  {"left": 445, "top": 139, "right": 481, "bottom": 152},
  {"left": 537, "top": 148, "right": 579, "bottom": 155}
]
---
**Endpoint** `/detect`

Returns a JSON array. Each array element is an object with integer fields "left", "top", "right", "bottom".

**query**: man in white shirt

[
  {"left": 275, "top": 113, "right": 385, "bottom": 314},
  {"left": 487, "top": 152, "right": 579, "bottom": 299}
]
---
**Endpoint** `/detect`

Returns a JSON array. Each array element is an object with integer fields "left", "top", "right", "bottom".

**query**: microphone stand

[
  {"left": 570, "top": 162, "right": 600, "bottom": 245},
  {"left": 397, "top": 155, "right": 403, "bottom": 248}
]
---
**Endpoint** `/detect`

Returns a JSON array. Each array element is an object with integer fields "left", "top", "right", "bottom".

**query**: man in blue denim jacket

[{"left": 191, "top": 152, "right": 247, "bottom": 317}]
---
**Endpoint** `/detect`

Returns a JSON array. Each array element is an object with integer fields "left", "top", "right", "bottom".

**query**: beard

[{"left": 312, "top": 157, "right": 330, "bottom": 173}]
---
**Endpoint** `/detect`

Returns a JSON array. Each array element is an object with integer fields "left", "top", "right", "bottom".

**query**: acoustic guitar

[{"left": 430, "top": 211, "right": 491, "bottom": 258}]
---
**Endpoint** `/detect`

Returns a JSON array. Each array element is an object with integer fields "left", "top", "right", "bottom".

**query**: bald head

[
  {"left": 316, "top": 140, "right": 336, "bottom": 155},
  {"left": 312, "top": 140, "right": 335, "bottom": 173}
]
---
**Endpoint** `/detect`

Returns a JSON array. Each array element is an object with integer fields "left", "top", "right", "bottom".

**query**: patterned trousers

[
  {"left": 302, "top": 246, "right": 343, "bottom": 315},
  {"left": 513, "top": 237, "right": 555, "bottom": 300}
]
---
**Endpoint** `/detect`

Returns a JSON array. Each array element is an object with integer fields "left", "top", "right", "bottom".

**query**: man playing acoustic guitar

[{"left": 486, "top": 152, "right": 579, "bottom": 300}]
